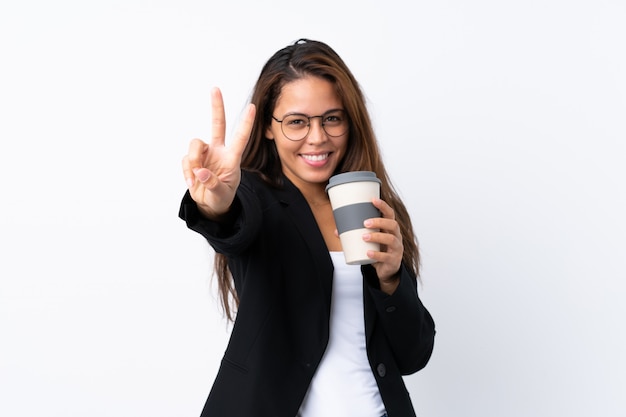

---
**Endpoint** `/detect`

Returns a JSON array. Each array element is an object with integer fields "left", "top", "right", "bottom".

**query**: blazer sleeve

[
  {"left": 178, "top": 174, "right": 263, "bottom": 256},
  {"left": 362, "top": 264, "right": 436, "bottom": 374}
]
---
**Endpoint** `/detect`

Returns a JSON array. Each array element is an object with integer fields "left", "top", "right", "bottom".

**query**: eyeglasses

[{"left": 271, "top": 110, "right": 349, "bottom": 141}]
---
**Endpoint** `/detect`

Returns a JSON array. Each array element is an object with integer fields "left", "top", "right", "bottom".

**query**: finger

[
  {"left": 366, "top": 249, "right": 397, "bottom": 265},
  {"left": 210, "top": 87, "right": 227, "bottom": 147},
  {"left": 186, "top": 138, "right": 209, "bottom": 167},
  {"left": 229, "top": 103, "right": 256, "bottom": 158},
  {"left": 372, "top": 197, "right": 395, "bottom": 219},
  {"left": 364, "top": 230, "right": 400, "bottom": 248},
  {"left": 364, "top": 217, "right": 400, "bottom": 236},
  {"left": 184, "top": 139, "right": 209, "bottom": 188},
  {"left": 182, "top": 155, "right": 194, "bottom": 188}
]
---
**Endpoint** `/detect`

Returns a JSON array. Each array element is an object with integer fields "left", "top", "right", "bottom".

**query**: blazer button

[{"left": 376, "top": 363, "right": 387, "bottom": 377}]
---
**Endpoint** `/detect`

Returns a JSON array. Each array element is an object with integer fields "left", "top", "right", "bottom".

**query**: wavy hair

[{"left": 215, "top": 39, "right": 420, "bottom": 320}]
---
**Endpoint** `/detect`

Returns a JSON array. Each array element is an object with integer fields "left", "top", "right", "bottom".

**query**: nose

[{"left": 306, "top": 116, "right": 327, "bottom": 144}]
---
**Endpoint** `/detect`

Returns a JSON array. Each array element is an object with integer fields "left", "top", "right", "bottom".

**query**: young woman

[{"left": 180, "top": 39, "right": 435, "bottom": 417}]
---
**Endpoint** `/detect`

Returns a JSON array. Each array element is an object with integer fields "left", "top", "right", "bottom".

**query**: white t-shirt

[{"left": 298, "top": 251, "right": 386, "bottom": 417}]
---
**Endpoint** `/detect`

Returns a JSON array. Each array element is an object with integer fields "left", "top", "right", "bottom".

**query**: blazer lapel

[{"left": 273, "top": 177, "right": 334, "bottom": 309}]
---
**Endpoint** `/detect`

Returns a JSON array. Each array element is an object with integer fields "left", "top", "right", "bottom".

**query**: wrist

[{"left": 379, "top": 271, "right": 400, "bottom": 295}]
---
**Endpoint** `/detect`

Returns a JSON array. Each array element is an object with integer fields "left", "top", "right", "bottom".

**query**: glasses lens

[
  {"left": 282, "top": 114, "right": 309, "bottom": 141},
  {"left": 322, "top": 110, "right": 348, "bottom": 137}
]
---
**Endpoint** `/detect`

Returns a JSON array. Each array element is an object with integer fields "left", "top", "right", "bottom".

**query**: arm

[
  {"left": 363, "top": 263, "right": 436, "bottom": 374},
  {"left": 179, "top": 171, "right": 262, "bottom": 256}
]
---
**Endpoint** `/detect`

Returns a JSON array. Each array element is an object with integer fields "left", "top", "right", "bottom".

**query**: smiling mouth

[{"left": 301, "top": 153, "right": 330, "bottom": 162}]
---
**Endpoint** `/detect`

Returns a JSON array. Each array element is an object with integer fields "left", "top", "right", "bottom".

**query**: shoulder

[
  {"left": 239, "top": 169, "right": 301, "bottom": 204},
  {"left": 239, "top": 169, "right": 279, "bottom": 195}
]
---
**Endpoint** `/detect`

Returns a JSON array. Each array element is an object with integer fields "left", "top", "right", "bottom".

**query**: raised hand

[{"left": 182, "top": 87, "right": 256, "bottom": 219}]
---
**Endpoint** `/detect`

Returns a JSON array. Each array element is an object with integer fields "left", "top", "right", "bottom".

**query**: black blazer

[{"left": 179, "top": 170, "right": 435, "bottom": 417}]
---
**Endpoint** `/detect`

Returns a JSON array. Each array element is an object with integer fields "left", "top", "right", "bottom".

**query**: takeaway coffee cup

[{"left": 326, "top": 171, "right": 382, "bottom": 265}]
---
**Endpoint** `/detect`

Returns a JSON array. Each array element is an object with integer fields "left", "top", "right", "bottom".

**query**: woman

[{"left": 180, "top": 39, "right": 435, "bottom": 417}]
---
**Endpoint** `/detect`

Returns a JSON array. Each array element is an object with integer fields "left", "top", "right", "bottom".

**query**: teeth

[{"left": 302, "top": 154, "right": 329, "bottom": 161}]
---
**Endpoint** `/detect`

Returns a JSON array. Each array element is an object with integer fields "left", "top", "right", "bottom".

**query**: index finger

[
  {"left": 373, "top": 197, "right": 395, "bottom": 219},
  {"left": 210, "top": 87, "right": 226, "bottom": 147}
]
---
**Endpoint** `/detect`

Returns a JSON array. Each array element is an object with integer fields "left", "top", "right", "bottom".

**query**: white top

[{"left": 298, "top": 251, "right": 386, "bottom": 417}]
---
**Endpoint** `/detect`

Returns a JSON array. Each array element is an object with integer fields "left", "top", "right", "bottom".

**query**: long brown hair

[{"left": 215, "top": 39, "right": 420, "bottom": 320}]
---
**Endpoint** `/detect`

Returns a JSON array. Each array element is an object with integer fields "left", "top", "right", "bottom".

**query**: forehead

[{"left": 275, "top": 76, "right": 342, "bottom": 115}]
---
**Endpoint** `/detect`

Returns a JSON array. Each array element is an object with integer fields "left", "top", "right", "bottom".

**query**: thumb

[{"left": 193, "top": 167, "right": 219, "bottom": 189}]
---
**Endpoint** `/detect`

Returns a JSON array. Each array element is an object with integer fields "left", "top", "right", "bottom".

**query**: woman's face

[{"left": 265, "top": 76, "right": 349, "bottom": 192}]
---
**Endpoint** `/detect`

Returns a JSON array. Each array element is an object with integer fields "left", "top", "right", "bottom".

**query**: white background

[{"left": 1, "top": 1, "right": 625, "bottom": 416}]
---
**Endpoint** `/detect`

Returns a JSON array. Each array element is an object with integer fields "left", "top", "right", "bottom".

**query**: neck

[
  {"left": 292, "top": 180, "right": 330, "bottom": 207},
  {"left": 281, "top": 171, "right": 333, "bottom": 207},
  {"left": 302, "top": 186, "right": 330, "bottom": 207}
]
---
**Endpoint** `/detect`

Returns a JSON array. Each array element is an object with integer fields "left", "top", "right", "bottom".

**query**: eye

[
  {"left": 324, "top": 111, "right": 345, "bottom": 124},
  {"left": 285, "top": 115, "right": 308, "bottom": 128}
]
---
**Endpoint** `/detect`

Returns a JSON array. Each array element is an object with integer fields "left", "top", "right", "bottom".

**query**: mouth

[{"left": 301, "top": 153, "right": 330, "bottom": 162}]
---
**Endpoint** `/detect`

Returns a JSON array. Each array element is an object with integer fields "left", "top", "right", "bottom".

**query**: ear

[{"left": 265, "top": 126, "right": 275, "bottom": 140}]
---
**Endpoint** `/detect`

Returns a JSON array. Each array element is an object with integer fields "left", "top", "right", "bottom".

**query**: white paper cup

[{"left": 326, "top": 171, "right": 382, "bottom": 265}]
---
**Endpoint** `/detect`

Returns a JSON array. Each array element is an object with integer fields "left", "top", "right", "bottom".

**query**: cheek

[
  {"left": 336, "top": 136, "right": 349, "bottom": 155},
  {"left": 274, "top": 137, "right": 301, "bottom": 155}
]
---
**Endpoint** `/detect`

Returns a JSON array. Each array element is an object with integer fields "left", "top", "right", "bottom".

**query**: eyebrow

[{"left": 280, "top": 108, "right": 345, "bottom": 117}]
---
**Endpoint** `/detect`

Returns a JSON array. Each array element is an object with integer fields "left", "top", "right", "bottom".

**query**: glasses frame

[{"left": 271, "top": 109, "right": 349, "bottom": 141}]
